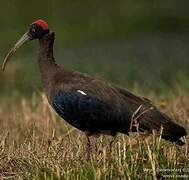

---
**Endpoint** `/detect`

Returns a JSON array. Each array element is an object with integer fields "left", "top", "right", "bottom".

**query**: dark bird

[{"left": 2, "top": 19, "right": 187, "bottom": 151}]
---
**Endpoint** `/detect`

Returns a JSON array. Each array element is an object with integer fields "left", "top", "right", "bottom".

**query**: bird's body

[
  {"left": 2, "top": 19, "right": 187, "bottom": 147},
  {"left": 38, "top": 33, "right": 186, "bottom": 145}
]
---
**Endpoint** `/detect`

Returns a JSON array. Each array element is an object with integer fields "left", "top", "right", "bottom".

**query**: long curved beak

[{"left": 1, "top": 32, "right": 32, "bottom": 71}]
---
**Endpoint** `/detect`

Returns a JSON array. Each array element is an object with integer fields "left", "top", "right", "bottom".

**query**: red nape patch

[{"left": 32, "top": 19, "right": 49, "bottom": 30}]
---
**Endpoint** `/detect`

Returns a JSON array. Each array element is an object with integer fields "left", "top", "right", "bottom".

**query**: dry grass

[{"left": 0, "top": 93, "right": 188, "bottom": 179}]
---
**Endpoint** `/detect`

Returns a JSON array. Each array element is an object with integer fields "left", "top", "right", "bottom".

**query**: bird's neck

[
  {"left": 37, "top": 32, "right": 58, "bottom": 93},
  {"left": 38, "top": 33, "right": 57, "bottom": 80}
]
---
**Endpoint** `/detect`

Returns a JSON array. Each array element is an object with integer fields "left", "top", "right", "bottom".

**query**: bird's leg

[
  {"left": 109, "top": 134, "right": 118, "bottom": 152},
  {"left": 86, "top": 133, "right": 95, "bottom": 160}
]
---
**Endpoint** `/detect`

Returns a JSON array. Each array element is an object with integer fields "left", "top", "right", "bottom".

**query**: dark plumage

[{"left": 2, "top": 20, "right": 187, "bottom": 148}]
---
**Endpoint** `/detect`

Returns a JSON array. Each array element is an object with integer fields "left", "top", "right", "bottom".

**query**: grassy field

[
  {"left": 0, "top": 90, "right": 188, "bottom": 179},
  {"left": 0, "top": 34, "right": 189, "bottom": 179}
]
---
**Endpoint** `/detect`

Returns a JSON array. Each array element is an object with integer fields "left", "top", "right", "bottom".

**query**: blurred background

[{"left": 0, "top": 0, "right": 189, "bottom": 102}]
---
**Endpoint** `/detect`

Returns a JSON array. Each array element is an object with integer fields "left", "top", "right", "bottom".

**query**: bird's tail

[
  {"left": 160, "top": 113, "right": 187, "bottom": 146},
  {"left": 137, "top": 105, "right": 187, "bottom": 146}
]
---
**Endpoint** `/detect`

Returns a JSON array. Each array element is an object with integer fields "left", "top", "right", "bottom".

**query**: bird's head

[
  {"left": 28, "top": 19, "right": 50, "bottom": 39},
  {"left": 2, "top": 19, "right": 50, "bottom": 71}
]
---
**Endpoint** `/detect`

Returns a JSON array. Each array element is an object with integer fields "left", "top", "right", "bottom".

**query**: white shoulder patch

[{"left": 77, "top": 90, "right": 87, "bottom": 95}]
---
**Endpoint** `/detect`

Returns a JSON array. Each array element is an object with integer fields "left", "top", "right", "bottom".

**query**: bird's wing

[
  {"left": 51, "top": 72, "right": 155, "bottom": 133},
  {"left": 52, "top": 88, "right": 132, "bottom": 134}
]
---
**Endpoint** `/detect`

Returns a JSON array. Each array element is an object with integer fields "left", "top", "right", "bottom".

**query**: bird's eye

[{"left": 31, "top": 28, "right": 36, "bottom": 33}]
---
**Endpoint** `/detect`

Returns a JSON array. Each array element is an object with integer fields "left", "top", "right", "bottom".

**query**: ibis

[{"left": 2, "top": 19, "right": 187, "bottom": 151}]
